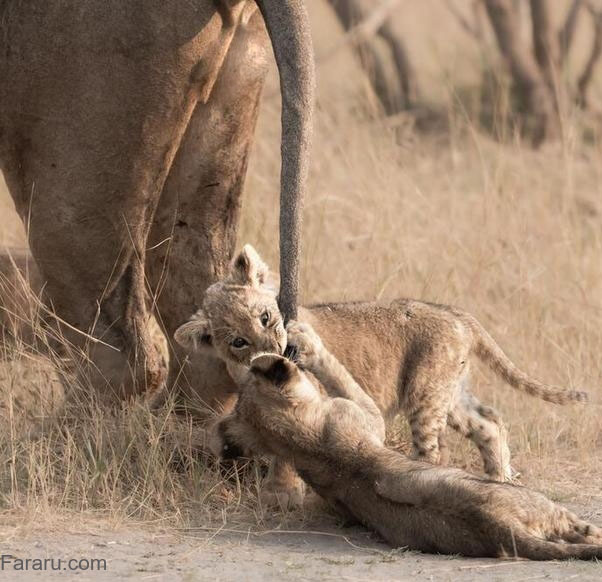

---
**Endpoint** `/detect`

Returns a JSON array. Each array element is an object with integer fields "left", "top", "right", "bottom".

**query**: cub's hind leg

[
  {"left": 407, "top": 405, "right": 448, "bottom": 465},
  {"left": 405, "top": 373, "right": 455, "bottom": 466},
  {"left": 448, "top": 386, "right": 512, "bottom": 481},
  {"left": 403, "top": 340, "right": 468, "bottom": 466},
  {"left": 437, "top": 431, "right": 450, "bottom": 466}
]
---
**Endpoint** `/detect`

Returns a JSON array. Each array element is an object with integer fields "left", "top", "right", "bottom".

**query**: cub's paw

[
  {"left": 260, "top": 478, "right": 305, "bottom": 510},
  {"left": 285, "top": 321, "right": 324, "bottom": 370}
]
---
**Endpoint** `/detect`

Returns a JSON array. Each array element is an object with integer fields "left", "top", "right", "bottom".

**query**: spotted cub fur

[{"left": 176, "top": 245, "right": 587, "bottom": 482}]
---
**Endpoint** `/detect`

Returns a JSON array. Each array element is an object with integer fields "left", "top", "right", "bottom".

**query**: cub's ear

[
  {"left": 250, "top": 353, "right": 298, "bottom": 388},
  {"left": 229, "top": 244, "right": 270, "bottom": 287},
  {"left": 174, "top": 310, "right": 213, "bottom": 352}
]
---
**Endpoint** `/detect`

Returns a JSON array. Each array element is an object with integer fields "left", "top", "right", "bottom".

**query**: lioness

[
  {"left": 209, "top": 325, "right": 602, "bottom": 560},
  {"left": 175, "top": 245, "right": 586, "bottom": 487}
]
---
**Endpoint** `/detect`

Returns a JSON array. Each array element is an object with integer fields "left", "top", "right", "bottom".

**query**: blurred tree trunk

[
  {"left": 327, "top": 0, "right": 418, "bottom": 113},
  {"left": 530, "top": 0, "right": 560, "bottom": 88},
  {"left": 577, "top": 7, "right": 602, "bottom": 108},
  {"left": 530, "top": 0, "right": 568, "bottom": 114},
  {"left": 379, "top": 18, "right": 418, "bottom": 109},
  {"left": 559, "top": 0, "right": 584, "bottom": 63},
  {"left": 483, "top": 0, "right": 558, "bottom": 144},
  {"left": 324, "top": 0, "right": 600, "bottom": 143}
]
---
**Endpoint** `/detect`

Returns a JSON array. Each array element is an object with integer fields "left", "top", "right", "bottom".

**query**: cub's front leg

[
  {"left": 284, "top": 320, "right": 325, "bottom": 370},
  {"left": 260, "top": 456, "right": 306, "bottom": 510},
  {"left": 286, "top": 320, "right": 386, "bottom": 442},
  {"left": 258, "top": 323, "right": 323, "bottom": 510}
]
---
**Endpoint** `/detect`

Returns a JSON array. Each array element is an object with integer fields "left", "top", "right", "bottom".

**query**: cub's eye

[
  {"left": 231, "top": 337, "right": 249, "bottom": 349},
  {"left": 260, "top": 311, "right": 270, "bottom": 327}
]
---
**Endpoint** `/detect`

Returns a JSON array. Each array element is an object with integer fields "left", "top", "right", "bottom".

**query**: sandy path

[{"left": 2, "top": 512, "right": 602, "bottom": 582}]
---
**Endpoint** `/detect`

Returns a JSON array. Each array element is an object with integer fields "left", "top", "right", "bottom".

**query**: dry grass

[
  {"left": 0, "top": 257, "right": 328, "bottom": 530},
  {"left": 1, "top": 0, "right": 602, "bottom": 529}
]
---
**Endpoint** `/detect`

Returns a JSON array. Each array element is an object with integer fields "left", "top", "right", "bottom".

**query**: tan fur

[
  {"left": 209, "top": 338, "right": 602, "bottom": 560},
  {"left": 176, "top": 246, "right": 587, "bottom": 491},
  {"left": 0, "top": 248, "right": 169, "bottom": 388},
  {"left": 0, "top": 1, "right": 313, "bottom": 403},
  {"left": 174, "top": 245, "right": 287, "bottom": 388}
]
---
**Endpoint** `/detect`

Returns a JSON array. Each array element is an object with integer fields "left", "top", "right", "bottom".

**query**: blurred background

[{"left": 1, "top": 0, "right": 601, "bottom": 518}]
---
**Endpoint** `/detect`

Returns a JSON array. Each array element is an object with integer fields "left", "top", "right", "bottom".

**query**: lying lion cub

[
  {"left": 175, "top": 245, "right": 586, "bottom": 487},
  {"left": 210, "top": 324, "right": 602, "bottom": 560}
]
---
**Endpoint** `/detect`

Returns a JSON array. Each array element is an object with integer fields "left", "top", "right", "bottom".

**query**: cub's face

[
  {"left": 204, "top": 285, "right": 286, "bottom": 366},
  {"left": 174, "top": 244, "right": 287, "bottom": 367}
]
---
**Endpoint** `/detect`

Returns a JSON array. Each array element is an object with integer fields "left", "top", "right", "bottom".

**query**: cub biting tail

[{"left": 175, "top": 244, "right": 588, "bottom": 505}]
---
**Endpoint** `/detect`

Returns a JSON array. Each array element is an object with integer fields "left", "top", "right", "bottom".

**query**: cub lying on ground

[
  {"left": 210, "top": 324, "right": 602, "bottom": 560},
  {"left": 175, "top": 245, "right": 586, "bottom": 485}
]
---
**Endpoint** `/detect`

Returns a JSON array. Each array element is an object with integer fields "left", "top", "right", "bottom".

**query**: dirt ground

[{"left": 2, "top": 505, "right": 602, "bottom": 582}]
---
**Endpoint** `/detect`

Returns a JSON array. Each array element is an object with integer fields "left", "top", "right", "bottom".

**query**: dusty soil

[{"left": 2, "top": 505, "right": 602, "bottom": 582}]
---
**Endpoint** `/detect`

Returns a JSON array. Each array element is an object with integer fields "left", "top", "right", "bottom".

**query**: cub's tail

[{"left": 463, "top": 315, "right": 587, "bottom": 404}]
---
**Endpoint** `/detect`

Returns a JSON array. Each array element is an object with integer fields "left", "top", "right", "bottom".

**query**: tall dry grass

[{"left": 0, "top": 0, "right": 601, "bottom": 527}]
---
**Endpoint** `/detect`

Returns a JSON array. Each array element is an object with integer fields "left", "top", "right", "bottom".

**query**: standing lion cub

[{"left": 175, "top": 245, "right": 586, "bottom": 483}]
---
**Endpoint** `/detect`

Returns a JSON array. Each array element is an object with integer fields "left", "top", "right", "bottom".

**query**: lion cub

[
  {"left": 209, "top": 329, "right": 602, "bottom": 560},
  {"left": 175, "top": 245, "right": 586, "bottom": 482}
]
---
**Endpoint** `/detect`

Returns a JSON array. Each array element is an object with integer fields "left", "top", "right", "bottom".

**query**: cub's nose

[
  {"left": 277, "top": 338, "right": 286, "bottom": 355},
  {"left": 262, "top": 336, "right": 284, "bottom": 355}
]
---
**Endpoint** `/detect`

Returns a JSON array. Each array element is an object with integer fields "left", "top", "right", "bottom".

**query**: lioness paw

[{"left": 285, "top": 321, "right": 324, "bottom": 369}]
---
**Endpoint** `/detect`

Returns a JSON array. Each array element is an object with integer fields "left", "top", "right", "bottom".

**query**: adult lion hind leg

[
  {"left": 147, "top": 7, "right": 270, "bottom": 418},
  {"left": 2, "top": 123, "right": 171, "bottom": 401},
  {"left": 448, "top": 388, "right": 513, "bottom": 482},
  {"left": 0, "top": 4, "right": 222, "bottom": 400},
  {"left": 0, "top": 247, "right": 170, "bottom": 404}
]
